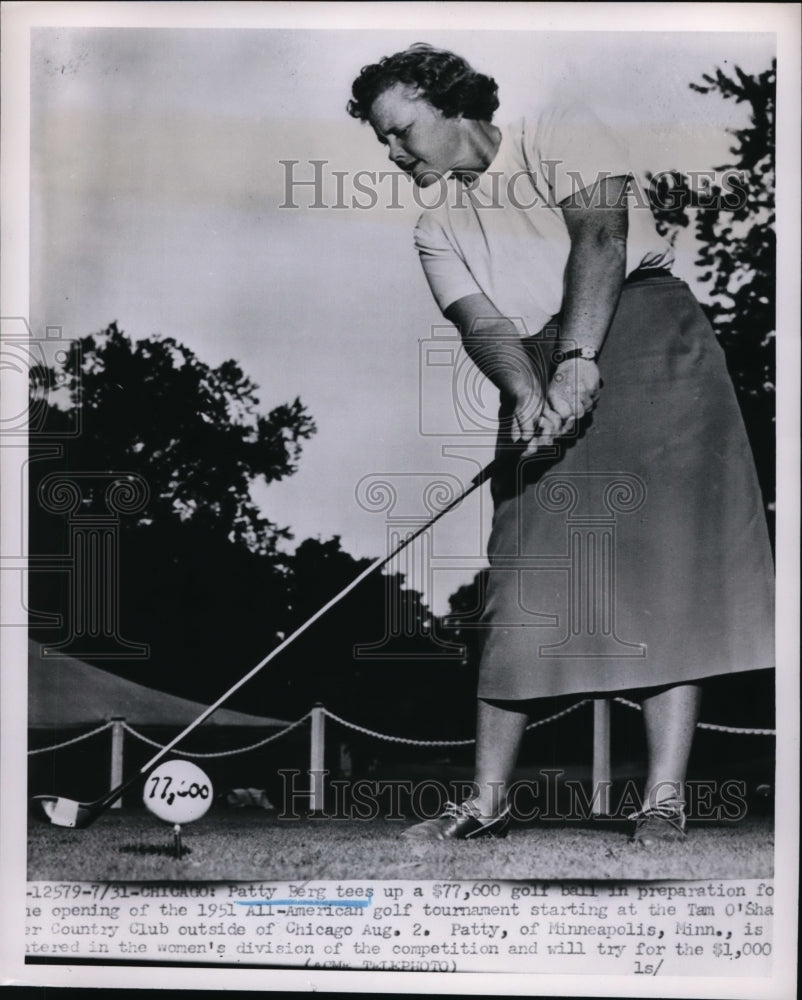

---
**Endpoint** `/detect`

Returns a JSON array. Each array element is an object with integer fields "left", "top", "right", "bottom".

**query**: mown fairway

[{"left": 29, "top": 809, "right": 773, "bottom": 883}]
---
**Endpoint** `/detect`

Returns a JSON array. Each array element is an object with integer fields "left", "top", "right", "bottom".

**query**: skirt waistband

[
  {"left": 624, "top": 265, "right": 675, "bottom": 285},
  {"left": 521, "top": 267, "right": 681, "bottom": 345}
]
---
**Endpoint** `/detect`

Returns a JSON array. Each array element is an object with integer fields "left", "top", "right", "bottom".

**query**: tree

[
  {"left": 263, "top": 536, "right": 472, "bottom": 737},
  {"left": 28, "top": 323, "right": 316, "bottom": 696},
  {"left": 31, "top": 322, "right": 316, "bottom": 554},
  {"left": 28, "top": 324, "right": 456, "bottom": 734},
  {"left": 647, "top": 61, "right": 776, "bottom": 528}
]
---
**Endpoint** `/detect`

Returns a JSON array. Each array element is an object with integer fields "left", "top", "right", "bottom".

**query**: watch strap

[{"left": 554, "top": 346, "right": 598, "bottom": 363}]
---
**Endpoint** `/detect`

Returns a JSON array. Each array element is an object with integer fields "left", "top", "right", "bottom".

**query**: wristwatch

[{"left": 554, "top": 346, "right": 599, "bottom": 363}]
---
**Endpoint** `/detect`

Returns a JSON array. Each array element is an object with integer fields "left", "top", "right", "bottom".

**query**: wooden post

[
  {"left": 591, "top": 699, "right": 611, "bottom": 816},
  {"left": 110, "top": 716, "right": 125, "bottom": 809},
  {"left": 309, "top": 704, "right": 326, "bottom": 814}
]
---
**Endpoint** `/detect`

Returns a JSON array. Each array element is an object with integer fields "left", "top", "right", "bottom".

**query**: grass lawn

[{"left": 28, "top": 808, "right": 773, "bottom": 883}]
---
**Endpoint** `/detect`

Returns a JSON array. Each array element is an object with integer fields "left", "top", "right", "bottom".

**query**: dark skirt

[{"left": 477, "top": 274, "right": 774, "bottom": 700}]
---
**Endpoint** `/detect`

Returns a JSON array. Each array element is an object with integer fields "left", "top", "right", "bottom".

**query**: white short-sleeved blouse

[{"left": 414, "top": 103, "right": 674, "bottom": 337}]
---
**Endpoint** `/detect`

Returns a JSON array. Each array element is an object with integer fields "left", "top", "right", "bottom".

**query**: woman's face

[{"left": 368, "top": 83, "right": 466, "bottom": 187}]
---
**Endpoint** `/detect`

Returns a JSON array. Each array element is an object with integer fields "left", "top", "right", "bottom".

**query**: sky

[{"left": 27, "top": 13, "right": 778, "bottom": 613}]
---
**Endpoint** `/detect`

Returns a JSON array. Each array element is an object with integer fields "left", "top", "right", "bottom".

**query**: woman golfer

[{"left": 347, "top": 45, "right": 774, "bottom": 846}]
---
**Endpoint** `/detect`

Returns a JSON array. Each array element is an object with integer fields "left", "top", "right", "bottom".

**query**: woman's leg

[
  {"left": 471, "top": 697, "right": 530, "bottom": 815},
  {"left": 474, "top": 684, "right": 702, "bottom": 816},
  {"left": 401, "top": 696, "right": 527, "bottom": 838},
  {"left": 641, "top": 682, "right": 702, "bottom": 808}
]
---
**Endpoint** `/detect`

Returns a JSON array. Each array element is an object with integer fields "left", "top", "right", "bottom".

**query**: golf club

[{"left": 31, "top": 452, "right": 516, "bottom": 828}]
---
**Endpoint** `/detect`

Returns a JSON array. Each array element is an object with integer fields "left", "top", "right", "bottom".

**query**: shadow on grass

[{"left": 120, "top": 842, "right": 192, "bottom": 859}]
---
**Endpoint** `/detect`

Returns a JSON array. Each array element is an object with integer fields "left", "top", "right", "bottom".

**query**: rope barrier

[
  {"left": 27, "top": 721, "right": 113, "bottom": 755},
  {"left": 323, "top": 699, "right": 592, "bottom": 747},
  {"left": 25, "top": 700, "right": 774, "bottom": 761},
  {"left": 613, "top": 697, "right": 776, "bottom": 736},
  {"left": 524, "top": 698, "right": 592, "bottom": 730},
  {"left": 322, "top": 708, "right": 475, "bottom": 747},
  {"left": 119, "top": 713, "right": 312, "bottom": 758}
]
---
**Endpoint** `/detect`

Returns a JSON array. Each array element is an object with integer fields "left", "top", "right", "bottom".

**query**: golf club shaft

[{"left": 122, "top": 455, "right": 505, "bottom": 788}]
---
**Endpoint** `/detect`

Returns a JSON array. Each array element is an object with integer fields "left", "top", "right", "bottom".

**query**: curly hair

[{"left": 347, "top": 43, "right": 499, "bottom": 122}]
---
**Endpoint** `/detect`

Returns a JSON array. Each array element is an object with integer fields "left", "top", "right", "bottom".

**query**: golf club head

[{"left": 30, "top": 795, "right": 100, "bottom": 829}]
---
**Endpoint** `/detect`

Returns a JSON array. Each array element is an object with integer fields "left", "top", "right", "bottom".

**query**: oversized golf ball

[{"left": 143, "top": 760, "right": 213, "bottom": 823}]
